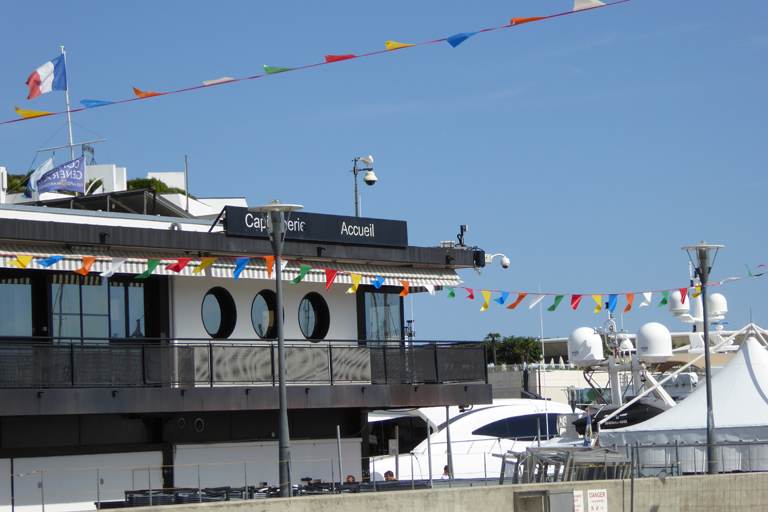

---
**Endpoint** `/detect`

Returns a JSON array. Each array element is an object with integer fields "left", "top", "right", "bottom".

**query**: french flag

[{"left": 26, "top": 55, "right": 67, "bottom": 99}]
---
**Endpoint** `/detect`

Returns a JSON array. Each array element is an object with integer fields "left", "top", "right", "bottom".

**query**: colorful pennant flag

[
  {"left": 166, "top": 258, "right": 192, "bottom": 273},
  {"left": 346, "top": 274, "right": 363, "bottom": 294},
  {"left": 547, "top": 295, "right": 565, "bottom": 312},
  {"left": 263, "top": 256, "right": 275, "bottom": 278},
  {"left": 133, "top": 87, "right": 162, "bottom": 98},
  {"left": 679, "top": 288, "right": 688, "bottom": 304},
  {"left": 464, "top": 288, "right": 475, "bottom": 300},
  {"left": 510, "top": 17, "right": 545, "bottom": 25},
  {"left": 100, "top": 258, "right": 127, "bottom": 278},
  {"left": 574, "top": 0, "right": 605, "bottom": 11},
  {"left": 80, "top": 100, "right": 114, "bottom": 108},
  {"left": 446, "top": 32, "right": 477, "bottom": 48},
  {"left": 232, "top": 258, "right": 250, "bottom": 280},
  {"left": 692, "top": 286, "right": 702, "bottom": 298},
  {"left": 8, "top": 255, "right": 34, "bottom": 269},
  {"left": 263, "top": 65, "right": 294, "bottom": 75},
  {"left": 371, "top": 276, "right": 386, "bottom": 289},
  {"left": 480, "top": 290, "right": 492, "bottom": 311},
  {"left": 193, "top": 257, "right": 217, "bottom": 274},
  {"left": 385, "top": 41, "right": 415, "bottom": 51},
  {"left": 639, "top": 292, "right": 652, "bottom": 307},
  {"left": 658, "top": 291, "right": 669, "bottom": 307},
  {"left": 592, "top": 295, "right": 602, "bottom": 313},
  {"left": 325, "top": 54, "right": 356, "bottom": 63},
  {"left": 494, "top": 291, "right": 509, "bottom": 305},
  {"left": 571, "top": 295, "right": 582, "bottom": 310},
  {"left": 15, "top": 105, "right": 51, "bottom": 119},
  {"left": 74, "top": 257, "right": 96, "bottom": 276},
  {"left": 623, "top": 293, "right": 634, "bottom": 314},
  {"left": 399, "top": 281, "right": 409, "bottom": 297},
  {"left": 507, "top": 293, "right": 527, "bottom": 310},
  {"left": 424, "top": 284, "right": 436, "bottom": 297},
  {"left": 136, "top": 259, "right": 161, "bottom": 279},
  {"left": 325, "top": 269, "right": 338, "bottom": 291},
  {"left": 36, "top": 255, "right": 64, "bottom": 267},
  {"left": 608, "top": 294, "right": 618, "bottom": 313},
  {"left": 445, "top": 286, "right": 455, "bottom": 298},
  {"left": 290, "top": 264, "right": 312, "bottom": 284},
  {"left": 529, "top": 294, "right": 545, "bottom": 309}
]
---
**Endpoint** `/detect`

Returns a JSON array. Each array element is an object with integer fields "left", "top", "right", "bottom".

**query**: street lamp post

[
  {"left": 351, "top": 156, "right": 377, "bottom": 217},
  {"left": 249, "top": 200, "right": 303, "bottom": 496},
  {"left": 682, "top": 241, "right": 723, "bottom": 475}
]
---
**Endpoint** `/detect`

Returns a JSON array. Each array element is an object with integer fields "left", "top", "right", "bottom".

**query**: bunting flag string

[
  {"left": 529, "top": 294, "right": 545, "bottom": 309},
  {"left": 74, "top": 257, "right": 96, "bottom": 276},
  {"left": 36, "top": 255, "right": 64, "bottom": 268},
  {"left": 346, "top": 274, "right": 363, "bottom": 294},
  {"left": 608, "top": 294, "right": 618, "bottom": 313},
  {"left": 464, "top": 288, "right": 475, "bottom": 300},
  {"left": 507, "top": 293, "right": 527, "bottom": 310},
  {"left": 193, "top": 257, "right": 217, "bottom": 274},
  {"left": 445, "top": 287, "right": 456, "bottom": 298},
  {"left": 480, "top": 290, "right": 492, "bottom": 311},
  {"left": 494, "top": 291, "right": 509, "bottom": 305},
  {"left": 135, "top": 259, "right": 160, "bottom": 279},
  {"left": 233, "top": 258, "right": 250, "bottom": 280},
  {"left": 592, "top": 295, "right": 602, "bottom": 313},
  {"left": 639, "top": 292, "right": 652, "bottom": 307},
  {"left": 325, "top": 269, "right": 338, "bottom": 291},
  {"left": 4, "top": 0, "right": 632, "bottom": 126},
  {"left": 658, "top": 291, "right": 669, "bottom": 307},
  {"left": 571, "top": 294, "right": 582, "bottom": 310},
  {"left": 289, "top": 264, "right": 312, "bottom": 284},
  {"left": 8, "top": 255, "right": 33, "bottom": 269},
  {"left": 166, "top": 258, "right": 192, "bottom": 273},
  {"left": 623, "top": 293, "right": 634, "bottom": 313},
  {"left": 399, "top": 281, "right": 410, "bottom": 297},
  {"left": 264, "top": 256, "right": 275, "bottom": 279},
  {"left": 100, "top": 258, "right": 127, "bottom": 278},
  {"left": 547, "top": 295, "right": 565, "bottom": 312}
]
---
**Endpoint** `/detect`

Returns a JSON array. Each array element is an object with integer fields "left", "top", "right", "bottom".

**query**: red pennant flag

[
  {"left": 510, "top": 16, "right": 545, "bottom": 25},
  {"left": 325, "top": 54, "right": 356, "bottom": 63},
  {"left": 679, "top": 288, "right": 688, "bottom": 304},
  {"left": 264, "top": 256, "right": 275, "bottom": 278},
  {"left": 571, "top": 295, "right": 582, "bottom": 310},
  {"left": 166, "top": 258, "right": 192, "bottom": 273},
  {"left": 74, "top": 257, "right": 96, "bottom": 276},
  {"left": 623, "top": 293, "right": 635, "bottom": 313},
  {"left": 399, "top": 281, "right": 409, "bottom": 297},
  {"left": 133, "top": 87, "right": 162, "bottom": 98},
  {"left": 464, "top": 288, "right": 474, "bottom": 300},
  {"left": 507, "top": 293, "right": 527, "bottom": 310},
  {"left": 325, "top": 269, "right": 338, "bottom": 291}
]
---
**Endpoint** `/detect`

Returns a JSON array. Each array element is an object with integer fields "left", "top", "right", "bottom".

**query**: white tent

[{"left": 600, "top": 337, "right": 768, "bottom": 473}]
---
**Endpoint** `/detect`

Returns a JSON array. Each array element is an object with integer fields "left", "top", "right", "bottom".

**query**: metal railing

[{"left": 0, "top": 338, "right": 487, "bottom": 388}]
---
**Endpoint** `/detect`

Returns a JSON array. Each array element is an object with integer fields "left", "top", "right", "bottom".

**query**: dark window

[
  {"left": 363, "top": 291, "right": 402, "bottom": 341},
  {"left": 202, "top": 287, "right": 237, "bottom": 339},
  {"left": 471, "top": 413, "right": 559, "bottom": 440},
  {"left": 298, "top": 292, "right": 330, "bottom": 341},
  {"left": 251, "top": 290, "right": 277, "bottom": 339},
  {"left": 0, "top": 278, "right": 32, "bottom": 337}
]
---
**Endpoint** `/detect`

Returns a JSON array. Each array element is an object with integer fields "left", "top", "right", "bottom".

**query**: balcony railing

[{"left": 0, "top": 338, "right": 487, "bottom": 389}]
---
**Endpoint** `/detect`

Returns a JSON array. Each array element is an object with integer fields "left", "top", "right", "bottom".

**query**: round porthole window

[
  {"left": 298, "top": 292, "right": 330, "bottom": 341},
  {"left": 252, "top": 290, "right": 278, "bottom": 339},
  {"left": 201, "top": 287, "right": 237, "bottom": 339}
]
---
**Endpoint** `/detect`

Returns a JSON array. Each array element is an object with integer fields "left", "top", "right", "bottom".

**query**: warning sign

[
  {"left": 573, "top": 490, "right": 584, "bottom": 512},
  {"left": 587, "top": 489, "right": 608, "bottom": 512}
]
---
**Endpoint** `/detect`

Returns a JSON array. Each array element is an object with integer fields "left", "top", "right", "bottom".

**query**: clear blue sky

[{"left": 1, "top": 1, "right": 766, "bottom": 342}]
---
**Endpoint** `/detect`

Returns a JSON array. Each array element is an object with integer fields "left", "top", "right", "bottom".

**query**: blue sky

[{"left": 1, "top": 1, "right": 766, "bottom": 342}]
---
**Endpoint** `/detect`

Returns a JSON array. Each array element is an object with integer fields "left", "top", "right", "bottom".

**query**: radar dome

[
  {"left": 567, "top": 327, "right": 605, "bottom": 367},
  {"left": 636, "top": 322, "right": 672, "bottom": 363},
  {"left": 668, "top": 290, "right": 690, "bottom": 315},
  {"left": 708, "top": 293, "right": 728, "bottom": 317}
]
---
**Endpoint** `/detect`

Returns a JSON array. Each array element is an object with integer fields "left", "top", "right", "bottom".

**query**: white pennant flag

[
  {"left": 529, "top": 294, "right": 545, "bottom": 309},
  {"left": 424, "top": 284, "right": 435, "bottom": 296},
  {"left": 639, "top": 292, "right": 652, "bottom": 307},
  {"left": 271, "top": 259, "right": 290, "bottom": 280},
  {"left": 100, "top": 258, "right": 127, "bottom": 278},
  {"left": 574, "top": 0, "right": 605, "bottom": 11}
]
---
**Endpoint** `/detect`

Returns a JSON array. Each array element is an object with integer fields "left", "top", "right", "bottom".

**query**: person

[
  {"left": 441, "top": 465, "right": 451, "bottom": 479},
  {"left": 345, "top": 475, "right": 356, "bottom": 483},
  {"left": 384, "top": 470, "right": 397, "bottom": 481}
]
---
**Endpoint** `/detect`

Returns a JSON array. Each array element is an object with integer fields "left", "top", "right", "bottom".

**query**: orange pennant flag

[
  {"left": 133, "top": 87, "right": 162, "bottom": 98},
  {"left": 623, "top": 293, "right": 634, "bottom": 313},
  {"left": 8, "top": 255, "right": 34, "bottom": 269},
  {"left": 74, "top": 257, "right": 96, "bottom": 276},
  {"left": 263, "top": 256, "right": 275, "bottom": 279},
  {"left": 166, "top": 258, "right": 192, "bottom": 273},
  {"left": 193, "top": 258, "right": 217, "bottom": 274},
  {"left": 325, "top": 269, "right": 338, "bottom": 291},
  {"left": 510, "top": 17, "right": 545, "bottom": 25},
  {"left": 399, "top": 281, "right": 410, "bottom": 297},
  {"left": 507, "top": 293, "right": 527, "bottom": 310}
]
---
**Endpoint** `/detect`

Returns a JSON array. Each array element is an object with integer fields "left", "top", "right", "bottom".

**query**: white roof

[{"left": 600, "top": 336, "right": 768, "bottom": 446}]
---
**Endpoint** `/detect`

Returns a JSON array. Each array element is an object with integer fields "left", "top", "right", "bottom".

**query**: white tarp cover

[{"left": 601, "top": 337, "right": 768, "bottom": 446}]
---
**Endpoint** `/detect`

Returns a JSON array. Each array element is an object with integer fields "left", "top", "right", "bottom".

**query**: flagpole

[{"left": 61, "top": 46, "right": 75, "bottom": 161}]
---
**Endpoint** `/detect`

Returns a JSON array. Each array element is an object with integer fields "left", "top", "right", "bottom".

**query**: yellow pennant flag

[
  {"left": 592, "top": 295, "right": 602, "bottom": 313},
  {"left": 385, "top": 41, "right": 415, "bottom": 51},
  {"left": 480, "top": 290, "right": 492, "bottom": 311},
  {"left": 15, "top": 105, "right": 52, "bottom": 119},
  {"left": 346, "top": 274, "right": 363, "bottom": 294},
  {"left": 8, "top": 255, "right": 34, "bottom": 269},
  {"left": 192, "top": 258, "right": 217, "bottom": 274},
  {"left": 692, "top": 286, "right": 702, "bottom": 298}
]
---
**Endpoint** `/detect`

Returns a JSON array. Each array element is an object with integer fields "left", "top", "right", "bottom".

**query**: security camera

[
  {"left": 484, "top": 253, "right": 510, "bottom": 269},
  {"left": 363, "top": 169, "right": 378, "bottom": 186},
  {"left": 500, "top": 256, "right": 510, "bottom": 269}
]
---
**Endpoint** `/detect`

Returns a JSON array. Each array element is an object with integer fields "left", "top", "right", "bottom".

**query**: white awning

[{"left": 0, "top": 244, "right": 462, "bottom": 290}]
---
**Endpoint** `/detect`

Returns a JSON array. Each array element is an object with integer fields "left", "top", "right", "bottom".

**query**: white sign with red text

[
  {"left": 587, "top": 489, "right": 608, "bottom": 511},
  {"left": 573, "top": 490, "right": 584, "bottom": 512}
]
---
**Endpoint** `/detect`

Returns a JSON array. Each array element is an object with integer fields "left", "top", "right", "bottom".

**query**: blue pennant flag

[
  {"left": 80, "top": 99, "right": 114, "bottom": 108},
  {"left": 494, "top": 291, "right": 509, "bottom": 305},
  {"left": 371, "top": 277, "right": 386, "bottom": 289},
  {"left": 233, "top": 258, "right": 249, "bottom": 280},
  {"left": 446, "top": 32, "right": 477, "bottom": 48},
  {"left": 608, "top": 294, "right": 618, "bottom": 313},
  {"left": 36, "top": 255, "right": 64, "bottom": 267}
]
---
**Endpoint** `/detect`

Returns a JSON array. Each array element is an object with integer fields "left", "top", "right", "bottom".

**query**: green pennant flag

[
  {"left": 290, "top": 264, "right": 312, "bottom": 284},
  {"left": 745, "top": 264, "right": 755, "bottom": 278},
  {"left": 658, "top": 290, "right": 669, "bottom": 307},
  {"left": 547, "top": 295, "right": 564, "bottom": 312},
  {"left": 446, "top": 286, "right": 455, "bottom": 298},
  {"left": 136, "top": 259, "right": 161, "bottom": 279},
  {"left": 264, "top": 65, "right": 294, "bottom": 75}
]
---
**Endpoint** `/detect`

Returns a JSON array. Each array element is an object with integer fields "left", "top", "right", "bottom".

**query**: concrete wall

[
  {"left": 133, "top": 472, "right": 768, "bottom": 512},
  {"left": 487, "top": 370, "right": 523, "bottom": 399}
]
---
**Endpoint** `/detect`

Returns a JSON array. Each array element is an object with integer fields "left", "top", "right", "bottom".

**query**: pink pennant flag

[
  {"left": 571, "top": 295, "right": 582, "bottom": 310},
  {"left": 464, "top": 288, "right": 475, "bottom": 300},
  {"left": 166, "top": 258, "right": 192, "bottom": 273},
  {"left": 679, "top": 288, "right": 688, "bottom": 304},
  {"left": 325, "top": 54, "right": 356, "bottom": 63},
  {"left": 325, "top": 269, "right": 338, "bottom": 291}
]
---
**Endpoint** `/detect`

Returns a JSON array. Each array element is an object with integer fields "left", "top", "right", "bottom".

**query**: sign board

[
  {"left": 573, "top": 490, "right": 584, "bottom": 512},
  {"left": 388, "top": 439, "right": 399, "bottom": 456},
  {"left": 224, "top": 206, "right": 408, "bottom": 248},
  {"left": 587, "top": 489, "right": 607, "bottom": 512}
]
